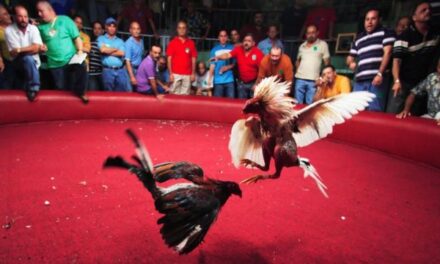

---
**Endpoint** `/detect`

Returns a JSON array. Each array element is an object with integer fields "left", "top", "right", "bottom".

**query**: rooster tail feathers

[
  {"left": 298, "top": 157, "right": 328, "bottom": 198},
  {"left": 126, "top": 129, "right": 155, "bottom": 174},
  {"left": 103, "top": 156, "right": 134, "bottom": 170},
  {"left": 123, "top": 129, "right": 161, "bottom": 199}
]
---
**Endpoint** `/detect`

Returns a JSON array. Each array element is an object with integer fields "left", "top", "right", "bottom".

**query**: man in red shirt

[
  {"left": 166, "top": 20, "right": 198, "bottom": 95},
  {"left": 213, "top": 33, "right": 263, "bottom": 99}
]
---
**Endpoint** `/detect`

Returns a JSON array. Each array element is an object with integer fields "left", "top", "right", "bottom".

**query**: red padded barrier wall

[{"left": 1, "top": 90, "right": 439, "bottom": 168}]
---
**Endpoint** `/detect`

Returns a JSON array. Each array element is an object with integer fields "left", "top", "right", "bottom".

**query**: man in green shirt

[{"left": 36, "top": 0, "right": 88, "bottom": 103}]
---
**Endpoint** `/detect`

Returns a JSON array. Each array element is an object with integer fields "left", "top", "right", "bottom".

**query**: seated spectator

[
  {"left": 213, "top": 33, "right": 264, "bottom": 99},
  {"left": 167, "top": 20, "right": 197, "bottom": 95},
  {"left": 118, "top": 0, "right": 159, "bottom": 38},
  {"left": 396, "top": 59, "right": 440, "bottom": 125},
  {"left": 136, "top": 44, "right": 165, "bottom": 100},
  {"left": 257, "top": 25, "right": 283, "bottom": 55},
  {"left": 209, "top": 29, "right": 235, "bottom": 98},
  {"left": 299, "top": 0, "right": 336, "bottom": 40},
  {"left": 98, "top": 17, "right": 130, "bottom": 92},
  {"left": 88, "top": 21, "right": 104, "bottom": 91},
  {"left": 5, "top": 5, "right": 42, "bottom": 101},
  {"left": 37, "top": 0, "right": 88, "bottom": 103},
  {"left": 395, "top": 16, "right": 411, "bottom": 36},
  {"left": 256, "top": 46, "right": 293, "bottom": 88},
  {"left": 125, "top": 21, "right": 144, "bottom": 90},
  {"left": 313, "top": 65, "right": 351, "bottom": 101},
  {"left": 295, "top": 24, "right": 330, "bottom": 104},
  {"left": 156, "top": 56, "right": 170, "bottom": 92},
  {"left": 240, "top": 12, "right": 266, "bottom": 44},
  {"left": 230, "top": 29, "right": 241, "bottom": 46},
  {"left": 0, "top": 4, "right": 13, "bottom": 89},
  {"left": 184, "top": 1, "right": 211, "bottom": 38},
  {"left": 193, "top": 61, "right": 212, "bottom": 96}
]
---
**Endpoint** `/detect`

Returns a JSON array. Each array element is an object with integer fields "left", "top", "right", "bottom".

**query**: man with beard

[
  {"left": 256, "top": 45, "right": 293, "bottom": 92},
  {"left": 5, "top": 5, "right": 43, "bottom": 101},
  {"left": 136, "top": 44, "right": 166, "bottom": 100},
  {"left": 213, "top": 33, "right": 263, "bottom": 99},
  {"left": 295, "top": 24, "right": 330, "bottom": 104}
]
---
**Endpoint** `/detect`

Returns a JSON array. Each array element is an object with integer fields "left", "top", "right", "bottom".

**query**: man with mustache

[{"left": 5, "top": 5, "right": 43, "bottom": 101}]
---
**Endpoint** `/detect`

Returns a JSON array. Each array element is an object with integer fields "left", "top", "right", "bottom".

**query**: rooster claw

[
  {"left": 240, "top": 175, "right": 265, "bottom": 184},
  {"left": 240, "top": 159, "right": 255, "bottom": 168}
]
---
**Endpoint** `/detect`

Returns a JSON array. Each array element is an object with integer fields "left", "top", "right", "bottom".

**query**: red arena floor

[{"left": 1, "top": 91, "right": 440, "bottom": 263}]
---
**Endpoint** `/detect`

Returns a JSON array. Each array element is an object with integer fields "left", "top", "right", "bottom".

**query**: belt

[
  {"left": 103, "top": 65, "right": 124, "bottom": 70},
  {"left": 239, "top": 80, "right": 255, "bottom": 84}
]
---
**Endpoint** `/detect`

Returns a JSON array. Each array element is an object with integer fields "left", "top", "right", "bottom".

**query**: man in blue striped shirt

[{"left": 347, "top": 9, "right": 395, "bottom": 111}]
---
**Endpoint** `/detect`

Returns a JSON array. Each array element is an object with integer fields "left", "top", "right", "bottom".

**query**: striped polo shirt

[
  {"left": 349, "top": 27, "right": 395, "bottom": 81},
  {"left": 393, "top": 24, "right": 440, "bottom": 86},
  {"left": 89, "top": 41, "right": 102, "bottom": 75}
]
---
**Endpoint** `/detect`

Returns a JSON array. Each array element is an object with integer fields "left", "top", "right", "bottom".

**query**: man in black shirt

[{"left": 388, "top": 1, "right": 440, "bottom": 114}]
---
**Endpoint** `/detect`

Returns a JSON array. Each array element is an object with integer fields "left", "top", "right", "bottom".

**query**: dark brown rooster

[
  {"left": 229, "top": 76, "right": 375, "bottom": 197},
  {"left": 104, "top": 129, "right": 242, "bottom": 255}
]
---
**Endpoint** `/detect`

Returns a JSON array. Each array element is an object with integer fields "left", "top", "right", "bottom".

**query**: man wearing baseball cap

[{"left": 97, "top": 17, "right": 130, "bottom": 91}]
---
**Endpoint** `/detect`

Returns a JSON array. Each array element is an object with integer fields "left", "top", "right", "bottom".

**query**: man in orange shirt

[
  {"left": 256, "top": 46, "right": 294, "bottom": 91},
  {"left": 313, "top": 64, "right": 351, "bottom": 101}
]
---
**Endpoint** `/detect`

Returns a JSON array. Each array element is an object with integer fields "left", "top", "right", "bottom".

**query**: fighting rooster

[
  {"left": 104, "top": 129, "right": 242, "bottom": 255},
  {"left": 229, "top": 76, "right": 375, "bottom": 197}
]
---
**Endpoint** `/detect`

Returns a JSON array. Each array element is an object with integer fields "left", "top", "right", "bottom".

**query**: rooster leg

[{"left": 240, "top": 158, "right": 283, "bottom": 184}]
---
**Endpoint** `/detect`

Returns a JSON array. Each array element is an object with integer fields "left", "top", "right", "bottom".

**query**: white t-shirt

[
  {"left": 193, "top": 71, "right": 213, "bottom": 90},
  {"left": 5, "top": 23, "right": 43, "bottom": 68},
  {"left": 295, "top": 39, "right": 330, "bottom": 81}
]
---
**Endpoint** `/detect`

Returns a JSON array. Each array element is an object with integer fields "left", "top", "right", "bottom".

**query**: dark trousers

[
  {"left": 12, "top": 55, "right": 40, "bottom": 92},
  {"left": 386, "top": 80, "right": 427, "bottom": 115},
  {"left": 50, "top": 63, "right": 87, "bottom": 95}
]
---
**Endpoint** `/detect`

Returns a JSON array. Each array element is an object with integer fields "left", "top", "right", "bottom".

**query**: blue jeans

[
  {"left": 295, "top": 78, "right": 316, "bottom": 104},
  {"left": 237, "top": 81, "right": 254, "bottom": 99},
  {"left": 354, "top": 75, "right": 389, "bottom": 112},
  {"left": 102, "top": 68, "right": 130, "bottom": 92},
  {"left": 214, "top": 82, "right": 235, "bottom": 98},
  {"left": 50, "top": 63, "right": 87, "bottom": 95},
  {"left": 13, "top": 55, "right": 40, "bottom": 92}
]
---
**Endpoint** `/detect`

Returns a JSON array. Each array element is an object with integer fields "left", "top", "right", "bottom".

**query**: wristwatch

[{"left": 376, "top": 72, "right": 382, "bottom": 77}]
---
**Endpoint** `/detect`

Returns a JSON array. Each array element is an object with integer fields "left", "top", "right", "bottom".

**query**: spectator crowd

[{"left": 0, "top": 1, "right": 439, "bottom": 124}]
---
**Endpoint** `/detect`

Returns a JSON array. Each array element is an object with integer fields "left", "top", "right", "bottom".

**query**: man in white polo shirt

[
  {"left": 295, "top": 24, "right": 330, "bottom": 104},
  {"left": 5, "top": 5, "right": 42, "bottom": 101}
]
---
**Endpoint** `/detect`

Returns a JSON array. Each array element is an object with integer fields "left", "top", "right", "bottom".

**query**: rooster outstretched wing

[
  {"left": 228, "top": 117, "right": 266, "bottom": 168},
  {"left": 292, "top": 91, "right": 375, "bottom": 147}
]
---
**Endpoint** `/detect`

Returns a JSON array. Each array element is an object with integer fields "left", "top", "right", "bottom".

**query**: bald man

[
  {"left": 125, "top": 21, "right": 144, "bottom": 88},
  {"left": 36, "top": 0, "right": 88, "bottom": 103},
  {"left": 5, "top": 5, "right": 42, "bottom": 101}
]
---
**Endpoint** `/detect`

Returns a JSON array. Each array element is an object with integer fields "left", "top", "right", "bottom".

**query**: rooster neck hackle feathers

[{"left": 253, "top": 76, "right": 296, "bottom": 124}]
